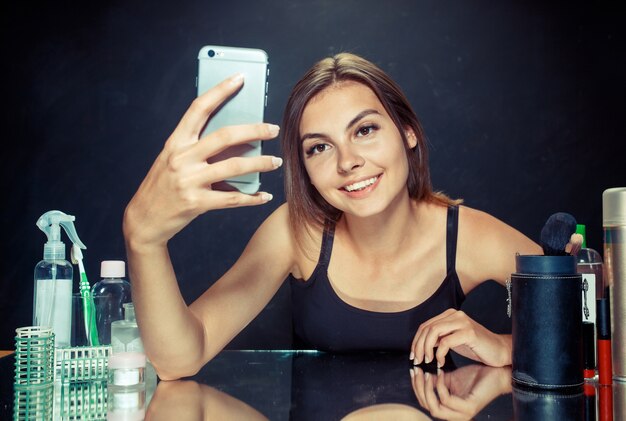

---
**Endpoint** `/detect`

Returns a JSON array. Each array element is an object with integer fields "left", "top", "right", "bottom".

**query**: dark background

[{"left": 0, "top": 1, "right": 623, "bottom": 351}]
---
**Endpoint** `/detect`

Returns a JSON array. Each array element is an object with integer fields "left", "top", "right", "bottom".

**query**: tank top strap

[
  {"left": 318, "top": 220, "right": 336, "bottom": 268},
  {"left": 446, "top": 205, "right": 459, "bottom": 273}
]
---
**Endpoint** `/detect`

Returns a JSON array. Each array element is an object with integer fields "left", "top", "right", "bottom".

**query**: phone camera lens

[{"left": 208, "top": 49, "right": 216, "bottom": 58}]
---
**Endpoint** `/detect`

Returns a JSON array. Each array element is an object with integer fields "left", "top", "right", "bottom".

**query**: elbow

[
  {"left": 147, "top": 341, "right": 215, "bottom": 381},
  {"left": 150, "top": 359, "right": 202, "bottom": 381}
]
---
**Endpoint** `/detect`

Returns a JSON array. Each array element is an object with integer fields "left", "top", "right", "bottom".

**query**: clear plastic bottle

[
  {"left": 576, "top": 224, "right": 606, "bottom": 380},
  {"left": 576, "top": 225, "right": 606, "bottom": 314},
  {"left": 91, "top": 261, "right": 131, "bottom": 345},
  {"left": 33, "top": 211, "right": 86, "bottom": 348}
]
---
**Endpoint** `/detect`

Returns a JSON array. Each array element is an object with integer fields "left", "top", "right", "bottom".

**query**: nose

[{"left": 336, "top": 144, "right": 365, "bottom": 173}]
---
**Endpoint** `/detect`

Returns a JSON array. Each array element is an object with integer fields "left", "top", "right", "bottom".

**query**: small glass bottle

[
  {"left": 111, "top": 302, "right": 158, "bottom": 404},
  {"left": 91, "top": 260, "right": 131, "bottom": 345},
  {"left": 111, "top": 303, "right": 143, "bottom": 353}
]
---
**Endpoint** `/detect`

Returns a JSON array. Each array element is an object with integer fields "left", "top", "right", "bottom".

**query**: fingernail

[
  {"left": 261, "top": 192, "right": 273, "bottom": 202},
  {"left": 425, "top": 372, "right": 430, "bottom": 381},
  {"left": 424, "top": 356, "right": 430, "bottom": 364},
  {"left": 409, "top": 368, "right": 415, "bottom": 378},
  {"left": 230, "top": 73, "right": 244, "bottom": 85},
  {"left": 409, "top": 352, "right": 414, "bottom": 361},
  {"left": 268, "top": 124, "right": 280, "bottom": 137},
  {"left": 272, "top": 156, "right": 283, "bottom": 168}
]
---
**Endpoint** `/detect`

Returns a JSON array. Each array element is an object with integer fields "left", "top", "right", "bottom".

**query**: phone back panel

[{"left": 197, "top": 46, "right": 268, "bottom": 193}]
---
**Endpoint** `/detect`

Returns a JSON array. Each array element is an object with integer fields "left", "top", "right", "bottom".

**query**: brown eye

[
  {"left": 356, "top": 124, "right": 378, "bottom": 137},
  {"left": 305, "top": 143, "right": 330, "bottom": 156}
]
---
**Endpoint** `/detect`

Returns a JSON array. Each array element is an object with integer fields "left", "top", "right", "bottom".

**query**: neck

[{"left": 339, "top": 193, "right": 422, "bottom": 258}]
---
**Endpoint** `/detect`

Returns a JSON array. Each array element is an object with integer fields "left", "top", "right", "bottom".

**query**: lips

[{"left": 342, "top": 175, "right": 380, "bottom": 192}]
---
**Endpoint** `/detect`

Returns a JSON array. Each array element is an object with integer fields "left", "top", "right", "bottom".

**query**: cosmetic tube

[
  {"left": 583, "top": 322, "right": 596, "bottom": 380},
  {"left": 597, "top": 297, "right": 612, "bottom": 386}
]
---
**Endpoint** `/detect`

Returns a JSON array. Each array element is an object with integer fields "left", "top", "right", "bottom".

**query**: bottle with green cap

[
  {"left": 576, "top": 224, "right": 607, "bottom": 380},
  {"left": 576, "top": 224, "right": 607, "bottom": 302}
]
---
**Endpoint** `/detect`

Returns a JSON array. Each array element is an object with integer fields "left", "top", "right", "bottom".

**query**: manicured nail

[
  {"left": 409, "top": 368, "right": 415, "bottom": 378},
  {"left": 230, "top": 73, "right": 244, "bottom": 85},
  {"left": 272, "top": 156, "right": 283, "bottom": 168},
  {"left": 424, "top": 356, "right": 430, "bottom": 364},
  {"left": 409, "top": 352, "right": 415, "bottom": 361},
  {"left": 261, "top": 193, "right": 273, "bottom": 202},
  {"left": 268, "top": 124, "right": 280, "bottom": 137}
]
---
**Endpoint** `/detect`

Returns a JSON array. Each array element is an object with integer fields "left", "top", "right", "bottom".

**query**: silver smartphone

[{"left": 197, "top": 45, "right": 269, "bottom": 194}]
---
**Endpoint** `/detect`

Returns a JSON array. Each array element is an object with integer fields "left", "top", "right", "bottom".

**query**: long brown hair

[{"left": 281, "top": 53, "right": 460, "bottom": 247}]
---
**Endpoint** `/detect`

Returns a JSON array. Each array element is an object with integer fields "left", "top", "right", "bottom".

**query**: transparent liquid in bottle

[{"left": 111, "top": 303, "right": 143, "bottom": 353}]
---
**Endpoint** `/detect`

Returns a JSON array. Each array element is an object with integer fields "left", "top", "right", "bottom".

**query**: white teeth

[{"left": 344, "top": 176, "right": 378, "bottom": 192}]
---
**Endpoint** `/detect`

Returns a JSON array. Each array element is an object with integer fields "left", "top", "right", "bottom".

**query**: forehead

[{"left": 299, "top": 81, "right": 387, "bottom": 133}]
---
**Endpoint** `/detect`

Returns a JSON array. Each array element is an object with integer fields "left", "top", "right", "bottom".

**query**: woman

[{"left": 123, "top": 53, "right": 541, "bottom": 380}]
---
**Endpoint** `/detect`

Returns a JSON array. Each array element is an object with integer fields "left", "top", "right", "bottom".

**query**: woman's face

[{"left": 299, "top": 81, "right": 416, "bottom": 218}]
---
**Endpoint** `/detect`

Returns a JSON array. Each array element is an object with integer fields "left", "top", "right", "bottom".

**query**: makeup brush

[{"left": 540, "top": 212, "right": 582, "bottom": 256}]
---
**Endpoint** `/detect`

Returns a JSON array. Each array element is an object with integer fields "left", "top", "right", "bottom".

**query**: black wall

[{"left": 1, "top": 1, "right": 623, "bottom": 350}]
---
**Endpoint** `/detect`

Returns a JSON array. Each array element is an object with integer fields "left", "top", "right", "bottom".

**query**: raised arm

[{"left": 123, "top": 74, "right": 289, "bottom": 380}]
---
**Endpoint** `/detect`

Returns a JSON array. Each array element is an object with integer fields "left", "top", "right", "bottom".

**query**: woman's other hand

[
  {"left": 410, "top": 309, "right": 512, "bottom": 368},
  {"left": 410, "top": 364, "right": 512, "bottom": 420}
]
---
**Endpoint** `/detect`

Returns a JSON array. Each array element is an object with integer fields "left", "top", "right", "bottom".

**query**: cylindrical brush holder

[
  {"left": 512, "top": 386, "right": 584, "bottom": 420},
  {"left": 510, "top": 255, "right": 583, "bottom": 390}
]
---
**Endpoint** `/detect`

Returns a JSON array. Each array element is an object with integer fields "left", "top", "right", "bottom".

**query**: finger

[
  {"left": 422, "top": 325, "right": 447, "bottom": 365},
  {"left": 435, "top": 331, "right": 471, "bottom": 368},
  {"left": 411, "top": 309, "right": 457, "bottom": 364},
  {"left": 198, "top": 155, "right": 283, "bottom": 187},
  {"left": 422, "top": 370, "right": 442, "bottom": 414},
  {"left": 423, "top": 313, "right": 470, "bottom": 365},
  {"left": 411, "top": 367, "right": 427, "bottom": 409},
  {"left": 197, "top": 123, "right": 280, "bottom": 159},
  {"left": 435, "top": 370, "right": 468, "bottom": 410},
  {"left": 200, "top": 191, "right": 274, "bottom": 211},
  {"left": 175, "top": 73, "right": 245, "bottom": 145}
]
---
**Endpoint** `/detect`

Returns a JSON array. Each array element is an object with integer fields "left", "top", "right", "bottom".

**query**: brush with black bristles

[{"left": 540, "top": 212, "right": 583, "bottom": 256}]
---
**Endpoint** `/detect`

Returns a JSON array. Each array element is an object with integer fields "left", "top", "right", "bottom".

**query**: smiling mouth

[{"left": 342, "top": 176, "right": 379, "bottom": 192}]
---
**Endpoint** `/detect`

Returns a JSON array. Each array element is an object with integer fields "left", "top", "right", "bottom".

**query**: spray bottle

[{"left": 34, "top": 210, "right": 86, "bottom": 348}]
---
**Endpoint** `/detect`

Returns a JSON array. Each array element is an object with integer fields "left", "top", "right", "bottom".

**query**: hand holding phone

[
  {"left": 125, "top": 72, "right": 281, "bottom": 249},
  {"left": 197, "top": 45, "right": 269, "bottom": 194}
]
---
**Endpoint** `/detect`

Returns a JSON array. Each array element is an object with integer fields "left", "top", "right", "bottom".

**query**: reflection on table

[
  {"left": 4, "top": 350, "right": 625, "bottom": 420},
  {"left": 149, "top": 351, "right": 511, "bottom": 420},
  {"left": 148, "top": 351, "right": 624, "bottom": 420}
]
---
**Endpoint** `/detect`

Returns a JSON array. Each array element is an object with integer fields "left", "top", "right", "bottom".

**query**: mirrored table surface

[{"left": 2, "top": 350, "right": 624, "bottom": 420}]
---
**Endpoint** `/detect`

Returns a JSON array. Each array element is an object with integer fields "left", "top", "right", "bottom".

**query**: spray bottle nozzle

[{"left": 37, "top": 210, "right": 86, "bottom": 260}]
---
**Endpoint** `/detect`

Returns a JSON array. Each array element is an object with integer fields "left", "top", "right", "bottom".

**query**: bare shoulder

[
  {"left": 247, "top": 203, "right": 293, "bottom": 252},
  {"left": 245, "top": 203, "right": 322, "bottom": 280},
  {"left": 457, "top": 205, "right": 541, "bottom": 287},
  {"left": 218, "top": 203, "right": 297, "bottom": 290}
]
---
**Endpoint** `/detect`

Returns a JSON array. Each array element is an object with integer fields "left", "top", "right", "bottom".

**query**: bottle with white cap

[{"left": 91, "top": 260, "right": 131, "bottom": 345}]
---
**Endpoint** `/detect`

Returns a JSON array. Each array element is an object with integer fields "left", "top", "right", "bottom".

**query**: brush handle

[{"left": 79, "top": 273, "right": 100, "bottom": 346}]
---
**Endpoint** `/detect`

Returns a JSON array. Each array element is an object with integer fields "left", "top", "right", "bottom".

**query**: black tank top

[{"left": 290, "top": 205, "right": 465, "bottom": 352}]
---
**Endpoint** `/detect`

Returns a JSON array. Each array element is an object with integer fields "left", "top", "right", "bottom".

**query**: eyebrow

[{"left": 300, "top": 109, "right": 382, "bottom": 143}]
